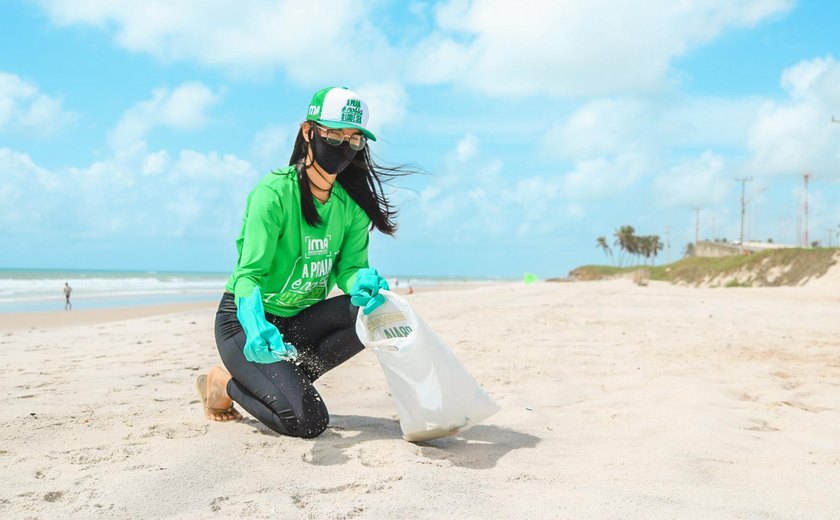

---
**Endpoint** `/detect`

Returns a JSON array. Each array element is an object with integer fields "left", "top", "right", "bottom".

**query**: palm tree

[
  {"left": 638, "top": 235, "right": 663, "bottom": 265},
  {"left": 635, "top": 235, "right": 661, "bottom": 265},
  {"left": 613, "top": 225, "right": 636, "bottom": 267},
  {"left": 650, "top": 235, "right": 663, "bottom": 264},
  {"left": 636, "top": 236, "right": 651, "bottom": 265},
  {"left": 627, "top": 234, "right": 642, "bottom": 264},
  {"left": 596, "top": 236, "right": 613, "bottom": 265}
]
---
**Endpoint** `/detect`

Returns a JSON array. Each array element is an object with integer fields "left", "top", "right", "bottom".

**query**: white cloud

[
  {"left": 356, "top": 82, "right": 409, "bottom": 136},
  {"left": 561, "top": 153, "right": 649, "bottom": 200},
  {"left": 545, "top": 99, "right": 653, "bottom": 160},
  {"left": 409, "top": 0, "right": 793, "bottom": 96},
  {"left": 0, "top": 148, "right": 63, "bottom": 232},
  {"left": 250, "top": 125, "right": 290, "bottom": 166},
  {"left": 454, "top": 133, "right": 478, "bottom": 162},
  {"left": 110, "top": 82, "right": 221, "bottom": 149},
  {"left": 408, "top": 135, "right": 587, "bottom": 241},
  {"left": 32, "top": 1, "right": 791, "bottom": 98},
  {"left": 409, "top": 132, "right": 666, "bottom": 242},
  {"left": 142, "top": 150, "right": 169, "bottom": 176},
  {"left": 0, "top": 144, "right": 257, "bottom": 239},
  {"left": 416, "top": 184, "right": 457, "bottom": 227},
  {"left": 654, "top": 152, "right": 730, "bottom": 207},
  {"left": 543, "top": 95, "right": 765, "bottom": 161},
  {"left": 170, "top": 149, "right": 253, "bottom": 181},
  {"left": 780, "top": 56, "right": 840, "bottom": 104},
  {"left": 0, "top": 72, "right": 74, "bottom": 135},
  {"left": 408, "top": 1, "right": 431, "bottom": 18},
  {"left": 746, "top": 56, "right": 840, "bottom": 177},
  {"left": 659, "top": 96, "right": 766, "bottom": 148},
  {"left": 33, "top": 0, "right": 399, "bottom": 84}
]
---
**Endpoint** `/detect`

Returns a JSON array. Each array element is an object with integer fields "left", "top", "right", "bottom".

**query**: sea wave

[
  {"left": 0, "top": 273, "right": 228, "bottom": 305},
  {"left": 0, "top": 269, "right": 507, "bottom": 311}
]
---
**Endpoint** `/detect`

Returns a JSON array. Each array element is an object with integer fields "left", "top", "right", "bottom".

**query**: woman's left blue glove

[
  {"left": 349, "top": 267, "right": 390, "bottom": 315},
  {"left": 236, "top": 287, "right": 298, "bottom": 363}
]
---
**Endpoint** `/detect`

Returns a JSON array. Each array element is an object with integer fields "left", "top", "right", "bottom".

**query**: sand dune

[{"left": 2, "top": 280, "right": 839, "bottom": 518}]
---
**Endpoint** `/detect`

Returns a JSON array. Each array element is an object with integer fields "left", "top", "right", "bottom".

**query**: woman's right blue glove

[
  {"left": 236, "top": 287, "right": 298, "bottom": 363},
  {"left": 349, "top": 267, "right": 390, "bottom": 315}
]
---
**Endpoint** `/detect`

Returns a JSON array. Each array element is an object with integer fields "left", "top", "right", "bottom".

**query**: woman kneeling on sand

[{"left": 197, "top": 87, "right": 405, "bottom": 438}]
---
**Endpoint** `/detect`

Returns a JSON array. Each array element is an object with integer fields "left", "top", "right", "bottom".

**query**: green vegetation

[
  {"left": 596, "top": 226, "right": 663, "bottom": 267},
  {"left": 569, "top": 248, "right": 838, "bottom": 287},
  {"left": 724, "top": 279, "right": 751, "bottom": 288}
]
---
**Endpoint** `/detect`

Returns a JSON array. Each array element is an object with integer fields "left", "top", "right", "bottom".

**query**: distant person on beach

[
  {"left": 64, "top": 282, "right": 72, "bottom": 310},
  {"left": 197, "top": 87, "right": 411, "bottom": 438}
]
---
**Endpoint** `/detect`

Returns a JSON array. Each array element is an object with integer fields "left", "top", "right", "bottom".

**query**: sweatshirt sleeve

[
  {"left": 334, "top": 206, "right": 371, "bottom": 294},
  {"left": 231, "top": 185, "right": 283, "bottom": 305}
]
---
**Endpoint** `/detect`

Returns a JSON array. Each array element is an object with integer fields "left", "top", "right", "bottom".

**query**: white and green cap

[{"left": 306, "top": 86, "right": 376, "bottom": 141}]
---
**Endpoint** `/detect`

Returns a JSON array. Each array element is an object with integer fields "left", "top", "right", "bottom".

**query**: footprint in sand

[
  {"left": 34, "top": 467, "right": 62, "bottom": 481},
  {"left": 289, "top": 477, "right": 400, "bottom": 517},
  {"left": 140, "top": 423, "right": 209, "bottom": 439},
  {"left": 318, "top": 482, "right": 370, "bottom": 495},
  {"left": 53, "top": 445, "right": 146, "bottom": 465},
  {"left": 127, "top": 464, "right": 165, "bottom": 472},
  {"left": 355, "top": 446, "right": 391, "bottom": 468},
  {"left": 507, "top": 473, "right": 540, "bottom": 482},
  {"left": 43, "top": 491, "right": 64, "bottom": 502},
  {"left": 770, "top": 371, "right": 802, "bottom": 390},
  {"left": 778, "top": 400, "right": 829, "bottom": 413},
  {"left": 745, "top": 418, "right": 779, "bottom": 432},
  {"left": 210, "top": 495, "right": 230, "bottom": 512},
  {"left": 291, "top": 493, "right": 308, "bottom": 509}
]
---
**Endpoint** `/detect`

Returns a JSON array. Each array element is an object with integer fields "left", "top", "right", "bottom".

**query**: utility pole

[
  {"left": 664, "top": 225, "right": 672, "bottom": 263},
  {"left": 736, "top": 177, "right": 753, "bottom": 252},
  {"left": 803, "top": 172, "right": 811, "bottom": 247},
  {"left": 827, "top": 228, "right": 833, "bottom": 248},
  {"left": 693, "top": 207, "right": 701, "bottom": 248}
]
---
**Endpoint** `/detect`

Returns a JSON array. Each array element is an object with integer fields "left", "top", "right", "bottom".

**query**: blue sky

[{"left": 2, "top": 0, "right": 839, "bottom": 278}]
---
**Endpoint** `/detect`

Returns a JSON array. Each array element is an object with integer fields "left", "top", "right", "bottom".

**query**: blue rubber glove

[
  {"left": 236, "top": 287, "right": 298, "bottom": 363},
  {"left": 349, "top": 267, "right": 390, "bottom": 315}
]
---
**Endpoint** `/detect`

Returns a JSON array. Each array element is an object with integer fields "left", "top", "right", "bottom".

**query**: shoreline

[
  {"left": 0, "top": 300, "right": 219, "bottom": 331},
  {"left": 0, "top": 282, "right": 506, "bottom": 331}
]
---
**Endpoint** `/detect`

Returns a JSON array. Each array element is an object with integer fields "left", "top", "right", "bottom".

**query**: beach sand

[{"left": 2, "top": 278, "right": 840, "bottom": 519}]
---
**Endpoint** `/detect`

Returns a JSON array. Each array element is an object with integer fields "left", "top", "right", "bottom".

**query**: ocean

[{"left": 0, "top": 269, "right": 500, "bottom": 313}]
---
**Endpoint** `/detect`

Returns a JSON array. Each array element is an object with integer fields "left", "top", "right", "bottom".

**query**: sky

[{"left": 1, "top": 0, "right": 839, "bottom": 278}]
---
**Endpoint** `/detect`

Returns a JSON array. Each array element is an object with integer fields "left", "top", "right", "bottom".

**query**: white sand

[{"left": 2, "top": 278, "right": 840, "bottom": 519}]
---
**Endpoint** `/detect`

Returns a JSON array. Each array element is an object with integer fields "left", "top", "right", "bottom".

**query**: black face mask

[{"left": 310, "top": 131, "right": 357, "bottom": 175}]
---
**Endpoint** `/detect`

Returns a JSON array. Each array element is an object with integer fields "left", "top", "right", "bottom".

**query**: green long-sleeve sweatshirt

[{"left": 224, "top": 165, "right": 371, "bottom": 317}]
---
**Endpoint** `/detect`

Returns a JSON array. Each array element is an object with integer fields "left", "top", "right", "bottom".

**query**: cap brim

[{"left": 317, "top": 120, "right": 377, "bottom": 141}]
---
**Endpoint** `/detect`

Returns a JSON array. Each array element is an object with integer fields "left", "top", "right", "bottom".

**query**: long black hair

[{"left": 288, "top": 123, "right": 414, "bottom": 236}]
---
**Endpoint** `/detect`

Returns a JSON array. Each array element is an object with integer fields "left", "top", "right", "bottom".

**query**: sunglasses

[{"left": 316, "top": 126, "right": 367, "bottom": 151}]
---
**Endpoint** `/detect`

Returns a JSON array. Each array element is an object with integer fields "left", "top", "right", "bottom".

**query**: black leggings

[{"left": 214, "top": 292, "right": 363, "bottom": 438}]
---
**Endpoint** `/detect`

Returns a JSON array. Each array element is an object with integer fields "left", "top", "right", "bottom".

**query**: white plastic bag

[{"left": 355, "top": 290, "right": 500, "bottom": 441}]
